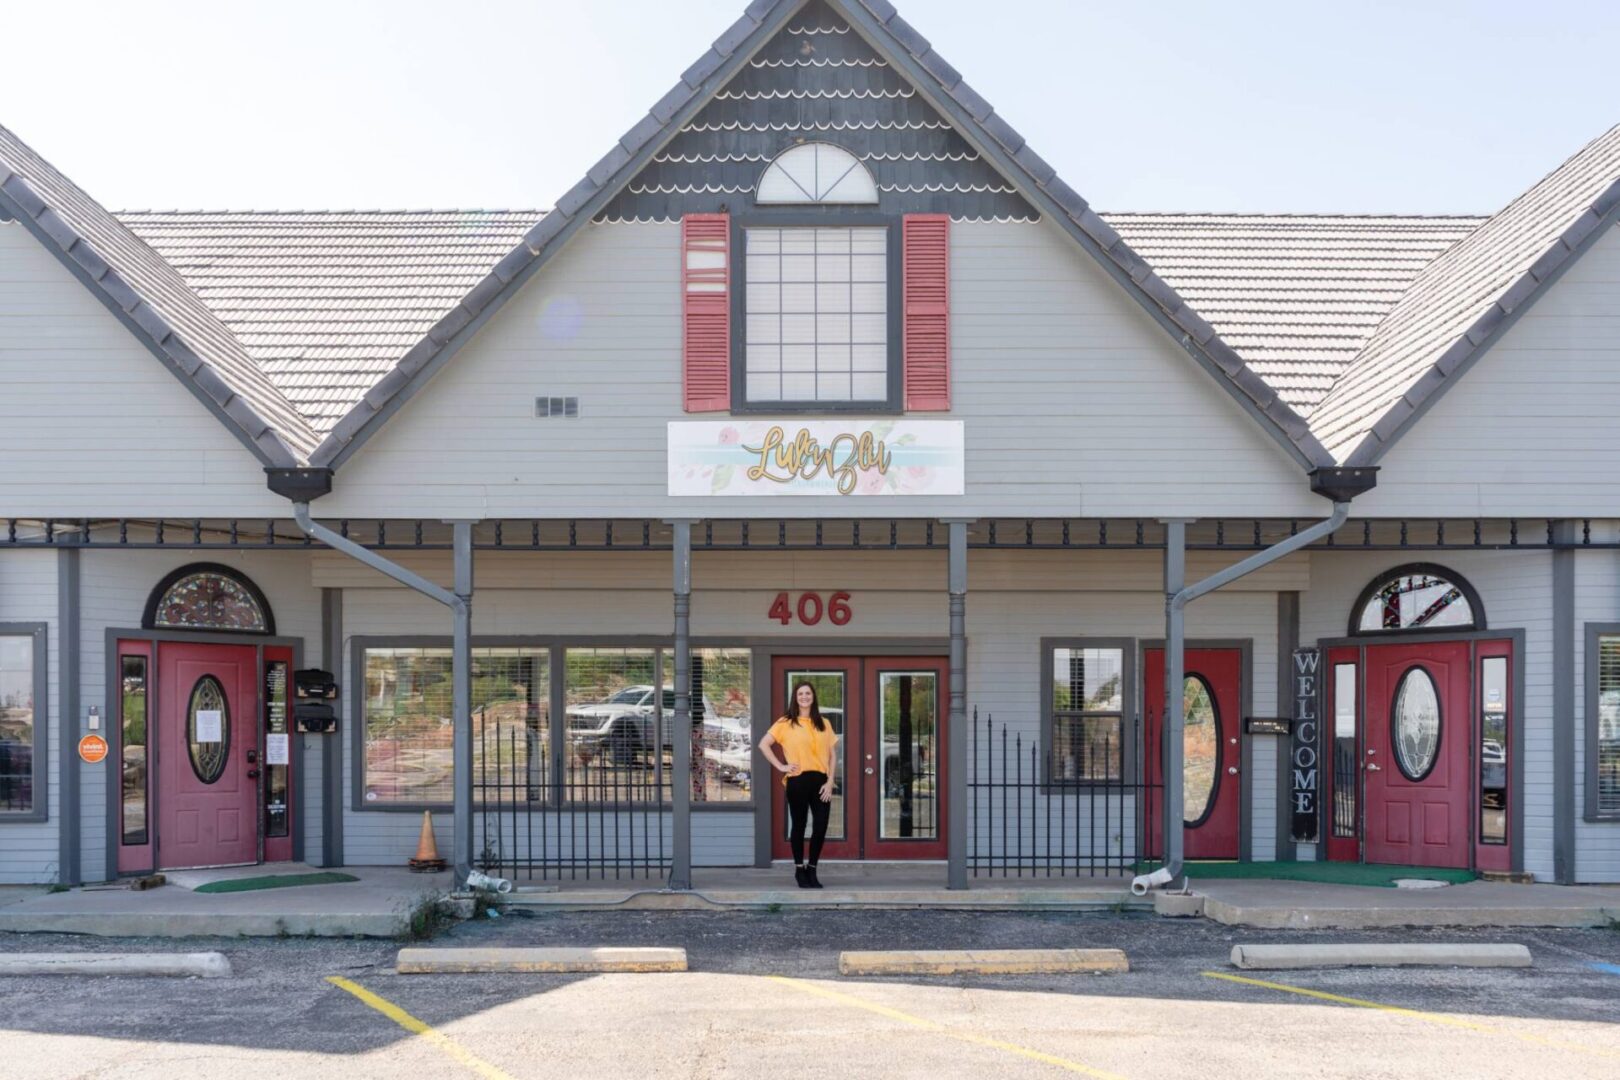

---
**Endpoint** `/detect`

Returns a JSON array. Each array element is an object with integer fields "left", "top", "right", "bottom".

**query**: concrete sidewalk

[
  {"left": 1192, "top": 878, "right": 1620, "bottom": 929},
  {"left": 0, "top": 867, "right": 446, "bottom": 938}
]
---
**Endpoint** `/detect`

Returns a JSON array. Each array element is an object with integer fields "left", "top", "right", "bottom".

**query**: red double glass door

[{"left": 769, "top": 656, "right": 948, "bottom": 860}]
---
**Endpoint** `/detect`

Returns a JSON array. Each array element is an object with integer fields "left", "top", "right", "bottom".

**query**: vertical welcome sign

[{"left": 1291, "top": 648, "right": 1322, "bottom": 843}]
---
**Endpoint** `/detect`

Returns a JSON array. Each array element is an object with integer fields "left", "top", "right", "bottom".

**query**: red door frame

[
  {"left": 769, "top": 655, "right": 949, "bottom": 860},
  {"left": 1143, "top": 648, "right": 1244, "bottom": 860}
]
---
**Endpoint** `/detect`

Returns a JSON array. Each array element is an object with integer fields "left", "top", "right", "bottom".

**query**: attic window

[{"left": 756, "top": 143, "right": 878, "bottom": 205}]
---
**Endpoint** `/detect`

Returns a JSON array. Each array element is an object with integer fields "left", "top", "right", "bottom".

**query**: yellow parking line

[
  {"left": 769, "top": 974, "right": 1127, "bottom": 1079},
  {"left": 1201, "top": 971, "right": 1620, "bottom": 1060},
  {"left": 325, "top": 975, "right": 518, "bottom": 1080}
]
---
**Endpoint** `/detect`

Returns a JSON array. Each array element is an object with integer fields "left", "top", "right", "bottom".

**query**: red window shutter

[
  {"left": 902, "top": 214, "right": 951, "bottom": 411},
  {"left": 682, "top": 213, "right": 731, "bottom": 412}
]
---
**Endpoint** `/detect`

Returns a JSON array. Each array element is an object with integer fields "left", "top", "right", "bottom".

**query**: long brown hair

[{"left": 788, "top": 681, "right": 827, "bottom": 731}]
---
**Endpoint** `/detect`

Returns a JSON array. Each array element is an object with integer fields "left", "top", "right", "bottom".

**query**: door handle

[
  {"left": 864, "top": 767, "right": 874, "bottom": 775},
  {"left": 1365, "top": 763, "right": 1382, "bottom": 772},
  {"left": 246, "top": 750, "right": 258, "bottom": 763},
  {"left": 1226, "top": 766, "right": 1239, "bottom": 775},
  {"left": 247, "top": 769, "right": 261, "bottom": 780}
]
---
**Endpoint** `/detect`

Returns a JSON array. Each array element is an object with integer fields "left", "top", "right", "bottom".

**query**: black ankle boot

[
  {"left": 794, "top": 865, "right": 809, "bottom": 888},
  {"left": 806, "top": 865, "right": 824, "bottom": 889}
]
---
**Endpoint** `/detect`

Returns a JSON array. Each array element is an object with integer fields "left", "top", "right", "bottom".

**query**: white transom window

[{"left": 744, "top": 226, "right": 889, "bottom": 405}]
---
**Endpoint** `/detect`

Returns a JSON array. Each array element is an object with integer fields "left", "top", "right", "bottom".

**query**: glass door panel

[
  {"left": 878, "top": 672, "right": 938, "bottom": 840},
  {"left": 783, "top": 668, "right": 848, "bottom": 841}
]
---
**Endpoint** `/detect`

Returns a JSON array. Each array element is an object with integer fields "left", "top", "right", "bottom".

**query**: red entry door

[
  {"left": 1363, "top": 641, "right": 1471, "bottom": 868},
  {"left": 769, "top": 656, "right": 948, "bottom": 860},
  {"left": 1144, "top": 648, "right": 1243, "bottom": 859},
  {"left": 156, "top": 643, "right": 260, "bottom": 869}
]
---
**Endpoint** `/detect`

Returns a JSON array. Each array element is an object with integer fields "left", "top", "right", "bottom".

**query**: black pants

[{"left": 786, "top": 771, "right": 831, "bottom": 865}]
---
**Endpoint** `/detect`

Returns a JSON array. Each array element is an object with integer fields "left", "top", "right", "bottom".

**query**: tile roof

[
  {"left": 119, "top": 210, "right": 542, "bottom": 434},
  {"left": 1309, "top": 124, "right": 1620, "bottom": 464},
  {"left": 1105, "top": 214, "right": 1484, "bottom": 414},
  {"left": 0, "top": 123, "right": 317, "bottom": 465}
]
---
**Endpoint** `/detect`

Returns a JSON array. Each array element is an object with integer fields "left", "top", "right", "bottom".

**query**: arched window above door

[
  {"left": 1351, "top": 564, "right": 1483, "bottom": 635},
  {"left": 756, "top": 142, "right": 879, "bottom": 204},
  {"left": 143, "top": 563, "right": 275, "bottom": 635}
]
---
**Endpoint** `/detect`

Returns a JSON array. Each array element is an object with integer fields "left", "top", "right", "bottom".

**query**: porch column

[
  {"left": 946, "top": 519, "right": 969, "bottom": 890},
  {"left": 450, "top": 521, "right": 475, "bottom": 884},
  {"left": 1162, "top": 519, "right": 1191, "bottom": 886},
  {"left": 669, "top": 519, "right": 694, "bottom": 890}
]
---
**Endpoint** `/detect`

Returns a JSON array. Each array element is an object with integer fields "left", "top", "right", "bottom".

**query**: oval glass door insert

[
  {"left": 1392, "top": 667, "right": 1441, "bottom": 781},
  {"left": 1183, "top": 675, "right": 1220, "bottom": 825},
  {"left": 186, "top": 675, "right": 231, "bottom": 784}
]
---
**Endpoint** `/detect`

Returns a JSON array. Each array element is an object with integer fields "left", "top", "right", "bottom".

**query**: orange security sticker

[{"left": 78, "top": 734, "right": 109, "bottom": 764}]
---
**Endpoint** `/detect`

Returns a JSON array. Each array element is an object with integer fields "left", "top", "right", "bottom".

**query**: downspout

[
  {"left": 281, "top": 490, "right": 478, "bottom": 888},
  {"left": 1132, "top": 486, "right": 1362, "bottom": 896}
]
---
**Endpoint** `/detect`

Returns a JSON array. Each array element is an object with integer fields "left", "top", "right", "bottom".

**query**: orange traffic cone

[{"left": 408, "top": 810, "right": 446, "bottom": 873}]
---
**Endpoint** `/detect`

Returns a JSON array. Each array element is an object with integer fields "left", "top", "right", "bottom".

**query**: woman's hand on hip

[
  {"left": 785, "top": 763, "right": 802, "bottom": 777},
  {"left": 818, "top": 781, "right": 833, "bottom": 802}
]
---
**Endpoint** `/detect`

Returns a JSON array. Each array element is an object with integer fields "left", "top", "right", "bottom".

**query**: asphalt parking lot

[{"left": 3, "top": 912, "right": 1618, "bottom": 1079}]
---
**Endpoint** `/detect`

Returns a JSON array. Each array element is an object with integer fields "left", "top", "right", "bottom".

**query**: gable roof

[
  {"left": 301, "top": 0, "right": 1336, "bottom": 472},
  {"left": 0, "top": 123, "right": 317, "bottom": 465},
  {"left": 120, "top": 210, "right": 542, "bottom": 434},
  {"left": 1309, "top": 124, "right": 1620, "bottom": 465}
]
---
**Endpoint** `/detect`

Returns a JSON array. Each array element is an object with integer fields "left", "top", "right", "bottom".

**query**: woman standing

[{"left": 758, "top": 681, "right": 837, "bottom": 888}]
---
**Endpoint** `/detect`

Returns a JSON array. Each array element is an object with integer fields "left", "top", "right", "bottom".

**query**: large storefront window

[
  {"left": 669, "top": 648, "right": 752, "bottom": 804},
  {"left": 0, "top": 630, "right": 41, "bottom": 815},
  {"left": 564, "top": 647, "right": 661, "bottom": 803},
  {"left": 362, "top": 648, "right": 549, "bottom": 806},
  {"left": 1049, "top": 647, "right": 1125, "bottom": 782}
]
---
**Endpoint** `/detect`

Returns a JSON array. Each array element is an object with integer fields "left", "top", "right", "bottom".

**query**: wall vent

[{"left": 534, "top": 396, "right": 579, "bottom": 418}]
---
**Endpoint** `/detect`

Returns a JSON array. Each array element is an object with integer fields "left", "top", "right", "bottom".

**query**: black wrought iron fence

[
  {"left": 473, "top": 708, "right": 670, "bottom": 881},
  {"left": 968, "top": 709, "right": 1157, "bottom": 877}
]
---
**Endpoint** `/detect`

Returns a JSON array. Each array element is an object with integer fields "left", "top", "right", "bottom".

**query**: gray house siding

[{"left": 0, "top": 550, "right": 58, "bottom": 883}]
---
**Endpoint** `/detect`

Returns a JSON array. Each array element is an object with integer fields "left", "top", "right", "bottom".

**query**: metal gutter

[
  {"left": 290, "top": 502, "right": 476, "bottom": 886},
  {"left": 1133, "top": 501, "right": 1351, "bottom": 895}
]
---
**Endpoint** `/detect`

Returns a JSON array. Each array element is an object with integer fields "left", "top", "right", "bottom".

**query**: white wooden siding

[
  {"left": 1360, "top": 223, "right": 1620, "bottom": 517},
  {"left": 0, "top": 550, "right": 59, "bottom": 884},
  {"left": 1299, "top": 550, "right": 1555, "bottom": 879},
  {"left": 0, "top": 222, "right": 284, "bottom": 517},
  {"left": 323, "top": 220, "right": 1319, "bottom": 521}
]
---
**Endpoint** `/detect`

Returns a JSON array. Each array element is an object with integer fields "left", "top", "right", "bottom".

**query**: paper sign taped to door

[
  {"left": 196, "top": 709, "right": 223, "bottom": 743},
  {"left": 265, "top": 733, "right": 289, "bottom": 766}
]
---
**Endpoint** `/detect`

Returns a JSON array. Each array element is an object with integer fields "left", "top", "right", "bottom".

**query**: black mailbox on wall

[{"left": 294, "top": 668, "right": 340, "bottom": 733}]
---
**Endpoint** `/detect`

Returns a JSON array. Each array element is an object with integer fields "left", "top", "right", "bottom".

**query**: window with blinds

[{"left": 1597, "top": 636, "right": 1620, "bottom": 814}]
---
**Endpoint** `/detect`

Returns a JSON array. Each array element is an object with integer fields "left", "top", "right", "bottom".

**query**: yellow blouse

[{"left": 767, "top": 715, "right": 836, "bottom": 782}]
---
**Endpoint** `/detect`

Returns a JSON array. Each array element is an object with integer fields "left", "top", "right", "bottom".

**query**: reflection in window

[
  {"left": 663, "top": 649, "right": 752, "bottom": 804},
  {"left": 1182, "top": 676, "right": 1219, "bottom": 825},
  {"left": 121, "top": 656, "right": 148, "bottom": 845},
  {"left": 880, "top": 672, "right": 938, "bottom": 840},
  {"left": 1357, "top": 571, "right": 1476, "bottom": 632},
  {"left": 1596, "top": 638, "right": 1620, "bottom": 814},
  {"left": 1332, "top": 663, "right": 1357, "bottom": 839},
  {"left": 1480, "top": 657, "right": 1507, "bottom": 844},
  {"left": 1051, "top": 648, "right": 1124, "bottom": 782},
  {"left": 362, "top": 648, "right": 548, "bottom": 805},
  {"left": 0, "top": 636, "right": 36, "bottom": 813},
  {"left": 565, "top": 648, "right": 660, "bottom": 803}
]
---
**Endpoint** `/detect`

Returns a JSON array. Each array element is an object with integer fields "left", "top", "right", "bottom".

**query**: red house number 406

[{"left": 768, "top": 591, "right": 852, "bottom": 626}]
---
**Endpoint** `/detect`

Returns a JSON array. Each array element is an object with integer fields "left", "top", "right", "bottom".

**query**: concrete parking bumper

[
  {"left": 0, "top": 952, "right": 232, "bottom": 977},
  {"left": 838, "top": 948, "right": 1129, "bottom": 976},
  {"left": 1230, "top": 943, "right": 1532, "bottom": 970},
  {"left": 395, "top": 947, "right": 687, "bottom": 973}
]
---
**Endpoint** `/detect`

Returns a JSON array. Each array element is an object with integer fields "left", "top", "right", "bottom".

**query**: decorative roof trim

[
  {"left": 1340, "top": 187, "right": 1620, "bottom": 468},
  {"left": 0, "top": 169, "right": 309, "bottom": 469},
  {"left": 308, "top": 0, "right": 1331, "bottom": 471}
]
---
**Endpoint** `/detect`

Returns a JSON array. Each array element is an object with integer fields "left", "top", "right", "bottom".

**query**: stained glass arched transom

[
  {"left": 1354, "top": 567, "right": 1480, "bottom": 634},
  {"left": 186, "top": 675, "right": 230, "bottom": 785},
  {"left": 144, "top": 565, "right": 273, "bottom": 635},
  {"left": 756, "top": 143, "right": 879, "bottom": 204}
]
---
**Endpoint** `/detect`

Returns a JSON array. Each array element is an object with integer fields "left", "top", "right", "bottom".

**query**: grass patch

[
  {"left": 1133, "top": 860, "right": 1477, "bottom": 888},
  {"left": 398, "top": 893, "right": 457, "bottom": 942},
  {"left": 194, "top": 872, "right": 358, "bottom": 894}
]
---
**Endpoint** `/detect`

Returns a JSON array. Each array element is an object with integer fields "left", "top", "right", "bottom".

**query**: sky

[{"left": 0, "top": 0, "right": 1615, "bottom": 215}]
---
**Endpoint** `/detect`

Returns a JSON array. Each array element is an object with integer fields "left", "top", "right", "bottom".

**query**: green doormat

[
  {"left": 194, "top": 872, "right": 359, "bottom": 894},
  {"left": 1133, "top": 861, "right": 1477, "bottom": 888}
]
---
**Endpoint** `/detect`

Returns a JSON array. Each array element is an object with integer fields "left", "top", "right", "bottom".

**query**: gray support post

[
  {"left": 450, "top": 522, "right": 475, "bottom": 886},
  {"left": 946, "top": 519, "right": 969, "bottom": 890},
  {"left": 1276, "top": 591, "right": 1300, "bottom": 861},
  {"left": 320, "top": 588, "right": 343, "bottom": 868},
  {"left": 57, "top": 544, "right": 81, "bottom": 886},
  {"left": 1553, "top": 521, "right": 1576, "bottom": 883},
  {"left": 669, "top": 520, "right": 694, "bottom": 891},
  {"left": 1162, "top": 520, "right": 1189, "bottom": 887}
]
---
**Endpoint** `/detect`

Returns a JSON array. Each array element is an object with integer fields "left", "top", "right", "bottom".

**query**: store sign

[
  {"left": 668, "top": 420, "right": 965, "bottom": 497},
  {"left": 1290, "top": 648, "right": 1321, "bottom": 842}
]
